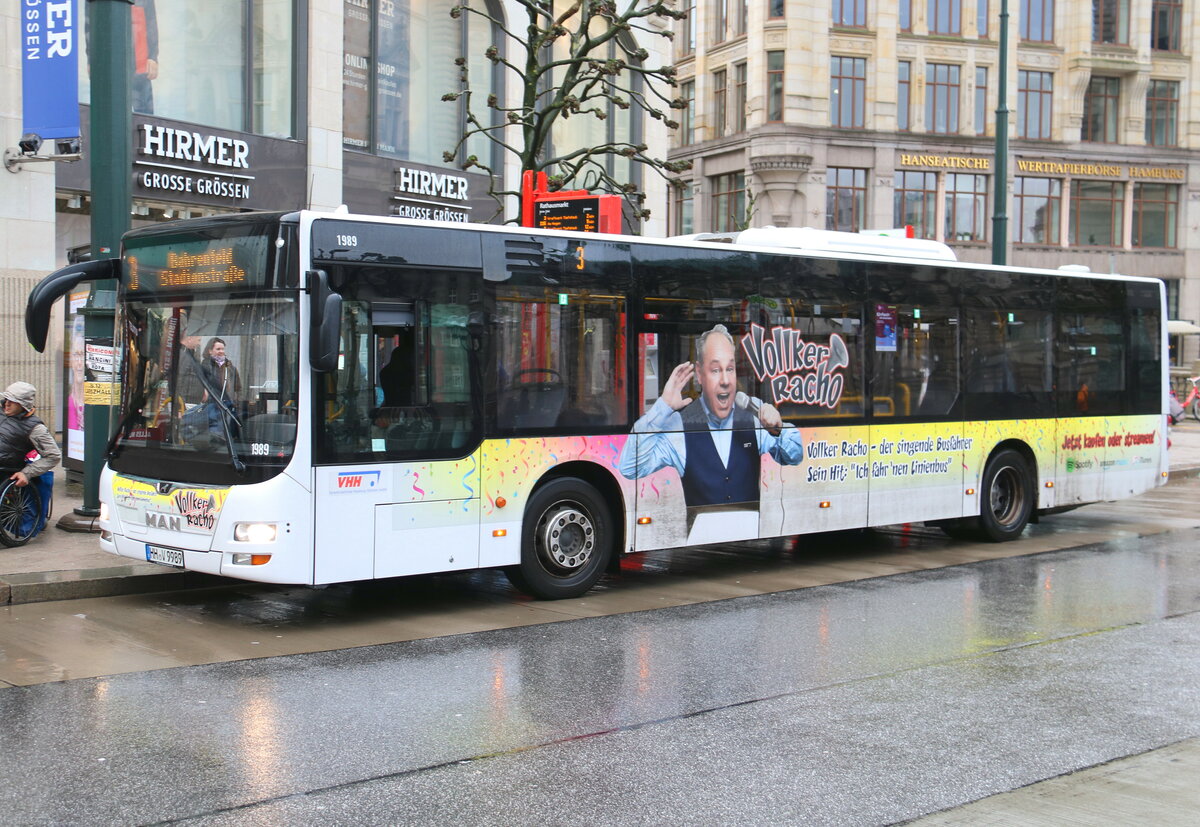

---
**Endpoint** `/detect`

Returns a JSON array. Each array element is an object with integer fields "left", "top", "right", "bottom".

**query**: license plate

[{"left": 145, "top": 544, "right": 185, "bottom": 568}]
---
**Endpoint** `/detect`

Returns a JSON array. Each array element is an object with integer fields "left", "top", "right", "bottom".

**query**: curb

[{"left": 0, "top": 566, "right": 227, "bottom": 606}]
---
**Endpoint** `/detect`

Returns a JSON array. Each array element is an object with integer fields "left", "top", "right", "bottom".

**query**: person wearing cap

[{"left": 0, "top": 382, "right": 62, "bottom": 487}]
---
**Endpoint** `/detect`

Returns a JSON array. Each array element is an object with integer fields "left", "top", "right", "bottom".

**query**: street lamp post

[
  {"left": 991, "top": 0, "right": 1010, "bottom": 266},
  {"left": 60, "top": 0, "right": 131, "bottom": 529}
]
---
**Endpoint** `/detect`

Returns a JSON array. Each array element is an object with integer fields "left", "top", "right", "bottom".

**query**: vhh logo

[{"left": 336, "top": 470, "right": 382, "bottom": 490}]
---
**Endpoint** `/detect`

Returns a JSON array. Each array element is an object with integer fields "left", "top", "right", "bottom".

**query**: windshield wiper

[{"left": 180, "top": 349, "right": 246, "bottom": 473}]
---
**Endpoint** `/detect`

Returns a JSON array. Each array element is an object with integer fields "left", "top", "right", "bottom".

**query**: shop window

[
  {"left": 711, "top": 172, "right": 747, "bottom": 232},
  {"left": 946, "top": 173, "right": 987, "bottom": 242},
  {"left": 1133, "top": 183, "right": 1178, "bottom": 249},
  {"left": 826, "top": 168, "right": 867, "bottom": 232},
  {"left": 81, "top": 0, "right": 296, "bottom": 137},
  {"left": 894, "top": 171, "right": 937, "bottom": 239},
  {"left": 671, "top": 181, "right": 695, "bottom": 235},
  {"left": 1070, "top": 180, "right": 1124, "bottom": 247},
  {"left": 342, "top": 0, "right": 503, "bottom": 168},
  {"left": 1014, "top": 177, "right": 1061, "bottom": 244}
]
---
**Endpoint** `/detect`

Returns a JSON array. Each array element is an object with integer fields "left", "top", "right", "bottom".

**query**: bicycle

[
  {"left": 1174, "top": 376, "right": 1200, "bottom": 423},
  {"left": 0, "top": 473, "right": 44, "bottom": 547}
]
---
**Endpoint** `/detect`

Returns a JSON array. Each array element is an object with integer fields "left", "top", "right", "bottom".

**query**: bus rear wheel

[
  {"left": 977, "top": 449, "right": 1034, "bottom": 541},
  {"left": 504, "top": 477, "right": 613, "bottom": 600}
]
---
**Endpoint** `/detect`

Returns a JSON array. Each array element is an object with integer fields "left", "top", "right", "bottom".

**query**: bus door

[
  {"left": 867, "top": 296, "right": 965, "bottom": 526},
  {"left": 762, "top": 263, "right": 870, "bottom": 536},
  {"left": 312, "top": 267, "right": 485, "bottom": 583}
]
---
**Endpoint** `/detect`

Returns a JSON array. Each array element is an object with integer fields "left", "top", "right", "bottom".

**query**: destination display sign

[{"left": 123, "top": 228, "right": 273, "bottom": 293}]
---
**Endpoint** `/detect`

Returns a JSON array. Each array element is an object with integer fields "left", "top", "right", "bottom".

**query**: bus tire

[
  {"left": 977, "top": 449, "right": 1034, "bottom": 542},
  {"left": 504, "top": 477, "right": 613, "bottom": 599}
]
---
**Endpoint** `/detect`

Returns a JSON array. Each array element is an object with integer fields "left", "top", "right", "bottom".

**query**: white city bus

[{"left": 27, "top": 210, "right": 1169, "bottom": 598}]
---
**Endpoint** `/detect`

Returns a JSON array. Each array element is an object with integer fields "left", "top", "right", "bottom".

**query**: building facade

[
  {"left": 0, "top": 0, "right": 671, "bottom": 435},
  {"left": 667, "top": 0, "right": 1198, "bottom": 360}
]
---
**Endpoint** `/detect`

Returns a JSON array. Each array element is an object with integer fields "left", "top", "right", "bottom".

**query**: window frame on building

[
  {"left": 929, "top": 0, "right": 962, "bottom": 35},
  {"left": 834, "top": 0, "right": 868, "bottom": 27},
  {"left": 713, "top": 69, "right": 728, "bottom": 139},
  {"left": 733, "top": 62, "right": 748, "bottom": 132},
  {"left": 767, "top": 51, "right": 786, "bottom": 123},
  {"left": 1151, "top": 0, "right": 1182, "bottom": 51},
  {"left": 679, "top": 80, "right": 696, "bottom": 146},
  {"left": 671, "top": 180, "right": 695, "bottom": 235},
  {"left": 945, "top": 173, "right": 988, "bottom": 242},
  {"left": 711, "top": 172, "right": 747, "bottom": 232},
  {"left": 898, "top": 61, "right": 912, "bottom": 132},
  {"left": 678, "top": 3, "right": 697, "bottom": 58},
  {"left": 1145, "top": 79, "right": 1179, "bottom": 147},
  {"left": 1017, "top": 69, "right": 1053, "bottom": 140},
  {"left": 894, "top": 171, "right": 938, "bottom": 239},
  {"left": 926, "top": 63, "right": 961, "bottom": 135},
  {"left": 1092, "top": 0, "right": 1130, "bottom": 45},
  {"left": 1019, "top": 0, "right": 1055, "bottom": 42},
  {"left": 826, "top": 167, "right": 868, "bottom": 232},
  {"left": 1082, "top": 76, "right": 1119, "bottom": 143},
  {"left": 975, "top": 66, "right": 989, "bottom": 136},
  {"left": 1133, "top": 183, "right": 1178, "bottom": 249},
  {"left": 1014, "top": 176, "right": 1062, "bottom": 245},
  {"left": 831, "top": 56, "right": 867, "bottom": 129},
  {"left": 900, "top": 0, "right": 913, "bottom": 30},
  {"left": 769, "top": 0, "right": 786, "bottom": 19},
  {"left": 1070, "top": 179, "right": 1125, "bottom": 247},
  {"left": 977, "top": 0, "right": 989, "bottom": 36}
]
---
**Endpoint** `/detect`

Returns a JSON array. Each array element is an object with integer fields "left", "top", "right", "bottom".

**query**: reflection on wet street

[{"left": 1, "top": 482, "right": 1199, "bottom": 822}]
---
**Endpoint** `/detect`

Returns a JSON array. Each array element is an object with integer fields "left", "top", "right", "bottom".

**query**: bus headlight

[
  {"left": 99, "top": 502, "right": 110, "bottom": 522},
  {"left": 234, "top": 522, "right": 278, "bottom": 544}
]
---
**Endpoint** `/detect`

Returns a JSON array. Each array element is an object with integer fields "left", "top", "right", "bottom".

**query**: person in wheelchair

[
  {"left": 1, "top": 382, "right": 60, "bottom": 489},
  {"left": 0, "top": 382, "right": 60, "bottom": 545}
]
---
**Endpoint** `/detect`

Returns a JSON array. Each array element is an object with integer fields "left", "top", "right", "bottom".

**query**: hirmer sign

[{"left": 136, "top": 123, "right": 254, "bottom": 202}]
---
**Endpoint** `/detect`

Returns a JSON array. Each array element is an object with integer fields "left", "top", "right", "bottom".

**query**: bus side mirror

[
  {"left": 308, "top": 269, "right": 342, "bottom": 373},
  {"left": 25, "top": 258, "right": 122, "bottom": 352}
]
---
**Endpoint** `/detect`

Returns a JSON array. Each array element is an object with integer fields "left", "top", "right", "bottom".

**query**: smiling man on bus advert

[{"left": 619, "top": 324, "right": 805, "bottom": 543}]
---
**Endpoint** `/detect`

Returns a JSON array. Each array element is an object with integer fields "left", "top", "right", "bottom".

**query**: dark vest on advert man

[
  {"left": 0, "top": 414, "right": 42, "bottom": 469},
  {"left": 679, "top": 404, "right": 760, "bottom": 507}
]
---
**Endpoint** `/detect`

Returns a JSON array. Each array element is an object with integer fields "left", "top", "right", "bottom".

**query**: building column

[{"left": 307, "top": 0, "right": 344, "bottom": 211}]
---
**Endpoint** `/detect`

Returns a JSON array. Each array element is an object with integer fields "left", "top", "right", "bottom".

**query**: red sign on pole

[{"left": 520, "top": 170, "right": 622, "bottom": 233}]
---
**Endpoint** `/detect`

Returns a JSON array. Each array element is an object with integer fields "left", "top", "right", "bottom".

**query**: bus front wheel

[
  {"left": 978, "top": 449, "right": 1034, "bottom": 541},
  {"left": 505, "top": 477, "right": 613, "bottom": 600}
]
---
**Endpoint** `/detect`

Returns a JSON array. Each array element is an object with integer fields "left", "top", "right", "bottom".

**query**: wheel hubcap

[
  {"left": 990, "top": 466, "right": 1024, "bottom": 526},
  {"left": 536, "top": 502, "right": 595, "bottom": 573}
]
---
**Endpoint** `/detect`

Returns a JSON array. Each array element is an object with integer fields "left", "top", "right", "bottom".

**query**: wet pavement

[
  {"left": 1, "top": 531, "right": 1199, "bottom": 824},
  {"left": 1, "top": 422, "right": 1199, "bottom": 823}
]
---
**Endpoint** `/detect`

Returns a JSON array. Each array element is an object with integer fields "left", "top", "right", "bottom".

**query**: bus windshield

[{"left": 107, "top": 291, "right": 299, "bottom": 485}]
